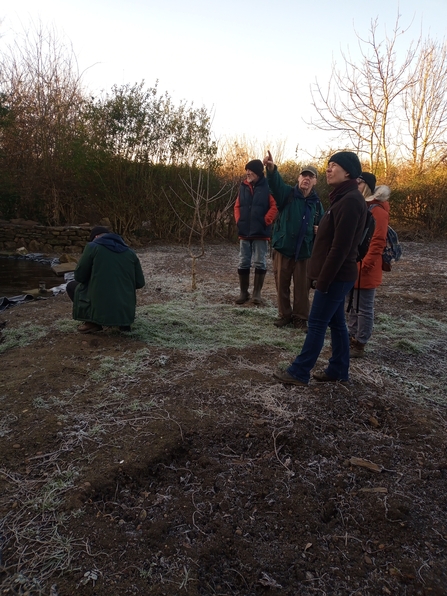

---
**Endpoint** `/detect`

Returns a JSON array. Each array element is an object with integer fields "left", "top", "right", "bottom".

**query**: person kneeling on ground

[{"left": 66, "top": 226, "right": 145, "bottom": 334}]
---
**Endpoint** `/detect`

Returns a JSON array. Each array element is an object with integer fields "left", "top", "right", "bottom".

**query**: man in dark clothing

[
  {"left": 264, "top": 151, "right": 323, "bottom": 330},
  {"left": 233, "top": 159, "right": 277, "bottom": 305},
  {"left": 273, "top": 151, "right": 367, "bottom": 386},
  {"left": 67, "top": 226, "right": 145, "bottom": 334}
]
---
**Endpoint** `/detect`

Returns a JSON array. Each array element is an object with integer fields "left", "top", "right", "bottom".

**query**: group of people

[
  {"left": 67, "top": 149, "right": 390, "bottom": 390},
  {"left": 234, "top": 150, "right": 390, "bottom": 386}
]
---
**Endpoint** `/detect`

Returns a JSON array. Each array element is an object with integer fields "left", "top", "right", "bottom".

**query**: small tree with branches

[{"left": 164, "top": 169, "right": 236, "bottom": 290}]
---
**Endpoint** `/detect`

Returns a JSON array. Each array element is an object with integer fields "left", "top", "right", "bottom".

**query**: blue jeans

[
  {"left": 287, "top": 280, "right": 354, "bottom": 383},
  {"left": 347, "top": 288, "right": 376, "bottom": 344},
  {"left": 238, "top": 239, "right": 268, "bottom": 270}
]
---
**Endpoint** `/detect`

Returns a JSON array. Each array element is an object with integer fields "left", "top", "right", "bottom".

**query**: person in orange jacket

[
  {"left": 234, "top": 159, "right": 278, "bottom": 305},
  {"left": 348, "top": 181, "right": 391, "bottom": 357}
]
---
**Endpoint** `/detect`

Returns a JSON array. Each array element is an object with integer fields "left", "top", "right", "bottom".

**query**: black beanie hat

[
  {"left": 245, "top": 159, "right": 264, "bottom": 178},
  {"left": 89, "top": 226, "right": 109, "bottom": 242},
  {"left": 359, "top": 171, "right": 376, "bottom": 194},
  {"left": 328, "top": 151, "right": 362, "bottom": 179}
]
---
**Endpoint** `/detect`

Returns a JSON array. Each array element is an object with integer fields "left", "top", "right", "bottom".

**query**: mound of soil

[{"left": 0, "top": 241, "right": 446, "bottom": 596}]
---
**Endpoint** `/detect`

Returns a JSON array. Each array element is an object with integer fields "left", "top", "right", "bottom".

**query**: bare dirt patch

[{"left": 1, "top": 241, "right": 447, "bottom": 595}]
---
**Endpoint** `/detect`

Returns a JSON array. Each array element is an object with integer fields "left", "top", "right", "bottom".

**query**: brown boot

[
  {"left": 273, "top": 316, "right": 292, "bottom": 328},
  {"left": 252, "top": 268, "right": 266, "bottom": 305},
  {"left": 292, "top": 317, "right": 308, "bottom": 331},
  {"left": 350, "top": 338, "right": 365, "bottom": 358},
  {"left": 235, "top": 269, "right": 250, "bottom": 304},
  {"left": 313, "top": 370, "right": 349, "bottom": 383},
  {"left": 78, "top": 322, "right": 103, "bottom": 334}
]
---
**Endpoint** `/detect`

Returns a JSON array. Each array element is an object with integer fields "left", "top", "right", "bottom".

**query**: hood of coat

[
  {"left": 91, "top": 233, "right": 129, "bottom": 253},
  {"left": 366, "top": 185, "right": 391, "bottom": 203}
]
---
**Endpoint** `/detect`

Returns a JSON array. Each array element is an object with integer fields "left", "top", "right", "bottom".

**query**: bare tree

[
  {"left": 217, "top": 135, "right": 287, "bottom": 181},
  {"left": 0, "top": 23, "right": 85, "bottom": 222},
  {"left": 164, "top": 170, "right": 236, "bottom": 290},
  {"left": 310, "top": 15, "right": 418, "bottom": 174},
  {"left": 402, "top": 38, "right": 447, "bottom": 172}
]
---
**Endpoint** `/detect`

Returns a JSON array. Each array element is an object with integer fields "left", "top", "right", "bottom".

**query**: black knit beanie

[
  {"left": 245, "top": 159, "right": 264, "bottom": 178},
  {"left": 89, "top": 226, "right": 109, "bottom": 242},
  {"left": 328, "top": 151, "right": 362, "bottom": 179},
  {"left": 359, "top": 172, "right": 376, "bottom": 194}
]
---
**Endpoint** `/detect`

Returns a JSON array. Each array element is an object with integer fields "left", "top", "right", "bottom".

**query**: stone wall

[{"left": 0, "top": 220, "right": 95, "bottom": 254}]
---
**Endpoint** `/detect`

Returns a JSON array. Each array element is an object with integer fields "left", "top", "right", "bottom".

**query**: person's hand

[
  {"left": 313, "top": 225, "right": 318, "bottom": 235},
  {"left": 263, "top": 150, "right": 274, "bottom": 172}
]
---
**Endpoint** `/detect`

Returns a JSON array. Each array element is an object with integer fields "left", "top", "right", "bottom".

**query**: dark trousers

[
  {"left": 66, "top": 280, "right": 79, "bottom": 302},
  {"left": 287, "top": 280, "right": 354, "bottom": 383}
]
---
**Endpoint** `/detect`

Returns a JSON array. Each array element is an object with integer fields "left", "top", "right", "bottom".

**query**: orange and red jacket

[
  {"left": 355, "top": 200, "right": 390, "bottom": 289},
  {"left": 234, "top": 177, "right": 277, "bottom": 240}
]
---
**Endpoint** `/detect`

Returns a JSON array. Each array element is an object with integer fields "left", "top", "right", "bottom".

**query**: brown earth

[{"left": 0, "top": 241, "right": 447, "bottom": 596}]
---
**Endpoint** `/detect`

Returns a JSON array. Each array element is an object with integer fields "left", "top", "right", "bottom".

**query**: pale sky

[{"left": 3, "top": 0, "right": 447, "bottom": 160}]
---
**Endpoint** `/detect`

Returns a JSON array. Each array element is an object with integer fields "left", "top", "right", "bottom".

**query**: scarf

[{"left": 329, "top": 179, "right": 358, "bottom": 205}]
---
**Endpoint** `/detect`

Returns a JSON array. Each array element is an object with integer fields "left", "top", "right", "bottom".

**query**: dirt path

[{"left": 0, "top": 241, "right": 446, "bottom": 595}]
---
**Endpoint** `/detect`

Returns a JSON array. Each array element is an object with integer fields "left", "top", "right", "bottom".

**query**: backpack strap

[
  {"left": 314, "top": 200, "right": 322, "bottom": 225},
  {"left": 369, "top": 203, "right": 386, "bottom": 212},
  {"left": 346, "top": 267, "right": 362, "bottom": 314},
  {"left": 346, "top": 287, "right": 354, "bottom": 313}
]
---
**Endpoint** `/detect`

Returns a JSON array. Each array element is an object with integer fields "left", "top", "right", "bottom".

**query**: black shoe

[{"left": 119, "top": 326, "right": 131, "bottom": 332}]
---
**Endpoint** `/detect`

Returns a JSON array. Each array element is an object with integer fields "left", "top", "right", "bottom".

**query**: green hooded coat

[{"left": 73, "top": 234, "right": 145, "bottom": 326}]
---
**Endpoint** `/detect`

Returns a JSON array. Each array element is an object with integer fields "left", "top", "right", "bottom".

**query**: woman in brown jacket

[
  {"left": 348, "top": 185, "right": 391, "bottom": 357},
  {"left": 273, "top": 151, "right": 367, "bottom": 386}
]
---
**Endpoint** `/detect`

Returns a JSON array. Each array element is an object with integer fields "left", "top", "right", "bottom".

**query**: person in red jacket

[
  {"left": 234, "top": 159, "right": 277, "bottom": 305},
  {"left": 348, "top": 184, "right": 391, "bottom": 357}
]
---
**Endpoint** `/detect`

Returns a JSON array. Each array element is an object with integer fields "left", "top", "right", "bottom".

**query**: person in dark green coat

[
  {"left": 67, "top": 226, "right": 145, "bottom": 334},
  {"left": 264, "top": 151, "right": 323, "bottom": 330}
]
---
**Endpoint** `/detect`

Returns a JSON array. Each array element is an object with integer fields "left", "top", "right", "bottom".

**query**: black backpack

[{"left": 356, "top": 209, "right": 375, "bottom": 262}]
